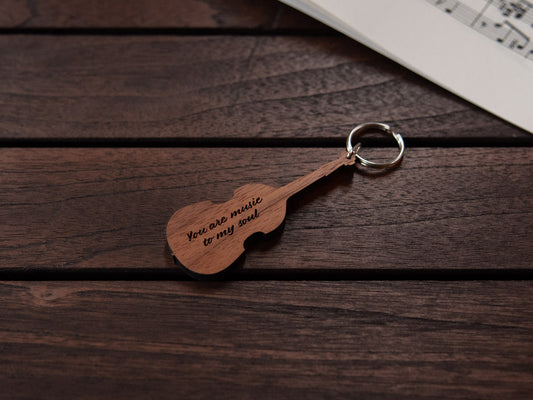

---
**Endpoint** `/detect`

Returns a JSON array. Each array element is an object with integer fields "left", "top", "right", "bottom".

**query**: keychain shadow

[
  {"left": 352, "top": 163, "right": 399, "bottom": 179},
  {"left": 245, "top": 166, "right": 355, "bottom": 251},
  {"left": 242, "top": 164, "right": 399, "bottom": 258}
]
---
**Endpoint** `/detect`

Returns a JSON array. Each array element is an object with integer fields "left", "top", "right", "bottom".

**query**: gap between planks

[
  {"left": 1, "top": 136, "right": 532, "bottom": 148},
  {"left": 0, "top": 268, "right": 532, "bottom": 282},
  {"left": 0, "top": 27, "right": 338, "bottom": 36}
]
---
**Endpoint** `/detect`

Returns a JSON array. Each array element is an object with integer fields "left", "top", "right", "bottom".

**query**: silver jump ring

[{"left": 346, "top": 122, "right": 405, "bottom": 169}]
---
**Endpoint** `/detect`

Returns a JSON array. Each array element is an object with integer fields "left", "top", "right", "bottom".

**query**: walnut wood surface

[
  {"left": 1, "top": 280, "right": 532, "bottom": 399},
  {"left": 1, "top": 147, "right": 531, "bottom": 274},
  {"left": 0, "top": 0, "right": 284, "bottom": 28},
  {"left": 0, "top": 35, "right": 529, "bottom": 139}
]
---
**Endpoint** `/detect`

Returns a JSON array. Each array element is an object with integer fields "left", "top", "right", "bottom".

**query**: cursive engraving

[
  {"left": 230, "top": 197, "right": 262, "bottom": 218},
  {"left": 186, "top": 197, "right": 262, "bottom": 247},
  {"left": 238, "top": 208, "right": 259, "bottom": 227},
  {"left": 187, "top": 227, "right": 208, "bottom": 241}
]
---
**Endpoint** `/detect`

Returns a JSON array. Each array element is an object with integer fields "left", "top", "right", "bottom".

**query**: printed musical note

[
  {"left": 497, "top": 0, "right": 533, "bottom": 24},
  {"left": 496, "top": 21, "right": 530, "bottom": 48},
  {"left": 428, "top": 0, "right": 533, "bottom": 61}
]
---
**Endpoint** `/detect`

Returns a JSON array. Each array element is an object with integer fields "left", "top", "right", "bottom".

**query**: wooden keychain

[{"left": 167, "top": 122, "right": 405, "bottom": 276}]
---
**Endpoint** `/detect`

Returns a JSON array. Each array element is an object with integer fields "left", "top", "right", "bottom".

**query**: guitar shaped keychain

[{"left": 167, "top": 122, "right": 404, "bottom": 276}]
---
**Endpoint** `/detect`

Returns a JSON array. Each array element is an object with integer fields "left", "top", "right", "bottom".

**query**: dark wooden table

[{"left": 1, "top": 1, "right": 532, "bottom": 398}]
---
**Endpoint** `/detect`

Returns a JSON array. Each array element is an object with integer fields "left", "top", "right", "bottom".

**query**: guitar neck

[{"left": 275, "top": 153, "right": 354, "bottom": 201}]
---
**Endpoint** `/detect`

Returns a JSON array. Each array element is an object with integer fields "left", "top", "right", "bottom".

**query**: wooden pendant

[
  {"left": 166, "top": 152, "right": 356, "bottom": 276},
  {"left": 167, "top": 122, "right": 405, "bottom": 276}
]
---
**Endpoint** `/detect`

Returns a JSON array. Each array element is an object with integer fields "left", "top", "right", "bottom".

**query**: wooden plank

[
  {"left": 1, "top": 280, "right": 532, "bottom": 399},
  {"left": 1, "top": 147, "right": 531, "bottom": 274},
  {"left": 0, "top": 35, "right": 528, "bottom": 140},
  {"left": 0, "top": 0, "right": 280, "bottom": 29}
]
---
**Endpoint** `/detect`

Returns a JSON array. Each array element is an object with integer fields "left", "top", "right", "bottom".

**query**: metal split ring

[{"left": 346, "top": 122, "right": 405, "bottom": 169}]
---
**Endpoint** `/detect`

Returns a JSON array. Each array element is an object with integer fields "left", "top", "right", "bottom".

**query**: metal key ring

[{"left": 346, "top": 122, "right": 405, "bottom": 169}]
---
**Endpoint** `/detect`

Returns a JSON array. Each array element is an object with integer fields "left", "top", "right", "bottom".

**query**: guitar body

[{"left": 166, "top": 183, "right": 287, "bottom": 275}]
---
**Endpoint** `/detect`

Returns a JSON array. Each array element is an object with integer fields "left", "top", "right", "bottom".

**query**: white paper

[{"left": 280, "top": 0, "right": 533, "bottom": 134}]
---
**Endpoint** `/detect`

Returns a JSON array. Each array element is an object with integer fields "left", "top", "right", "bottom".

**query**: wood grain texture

[
  {"left": 1, "top": 280, "right": 532, "bottom": 399},
  {"left": 0, "top": 0, "right": 281, "bottom": 28},
  {"left": 1, "top": 147, "right": 531, "bottom": 273},
  {"left": 0, "top": 35, "right": 529, "bottom": 139}
]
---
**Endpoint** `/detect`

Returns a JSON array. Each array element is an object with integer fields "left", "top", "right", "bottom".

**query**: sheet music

[
  {"left": 279, "top": 0, "right": 533, "bottom": 134},
  {"left": 429, "top": 0, "right": 533, "bottom": 61}
]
